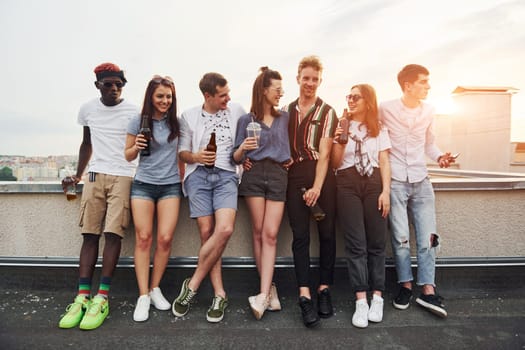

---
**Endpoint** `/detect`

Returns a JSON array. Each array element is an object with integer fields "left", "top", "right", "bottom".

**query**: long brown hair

[
  {"left": 351, "top": 84, "right": 380, "bottom": 137},
  {"left": 250, "top": 67, "right": 282, "bottom": 120},
  {"left": 141, "top": 76, "right": 179, "bottom": 143}
]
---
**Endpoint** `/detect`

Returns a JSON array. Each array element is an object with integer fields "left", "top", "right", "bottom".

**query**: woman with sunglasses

[
  {"left": 331, "top": 84, "right": 391, "bottom": 328},
  {"left": 233, "top": 67, "right": 291, "bottom": 320},
  {"left": 124, "top": 75, "right": 182, "bottom": 322}
]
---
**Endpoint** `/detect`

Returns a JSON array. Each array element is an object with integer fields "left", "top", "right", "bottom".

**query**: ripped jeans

[{"left": 389, "top": 178, "right": 439, "bottom": 286}]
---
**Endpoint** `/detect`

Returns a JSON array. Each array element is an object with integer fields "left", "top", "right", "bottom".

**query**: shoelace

[
  {"left": 319, "top": 291, "right": 331, "bottom": 308},
  {"left": 430, "top": 294, "right": 445, "bottom": 305},
  {"left": 300, "top": 299, "right": 314, "bottom": 314},
  {"left": 180, "top": 289, "right": 196, "bottom": 306},
  {"left": 210, "top": 296, "right": 223, "bottom": 310}
]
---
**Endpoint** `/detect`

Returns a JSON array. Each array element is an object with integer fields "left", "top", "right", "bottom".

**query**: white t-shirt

[
  {"left": 337, "top": 120, "right": 391, "bottom": 170},
  {"left": 78, "top": 98, "right": 139, "bottom": 177}
]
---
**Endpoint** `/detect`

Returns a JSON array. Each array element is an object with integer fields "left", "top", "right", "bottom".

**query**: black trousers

[
  {"left": 336, "top": 167, "right": 386, "bottom": 293},
  {"left": 286, "top": 160, "right": 336, "bottom": 288}
]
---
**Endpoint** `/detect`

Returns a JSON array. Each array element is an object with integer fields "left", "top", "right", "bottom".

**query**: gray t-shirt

[{"left": 127, "top": 115, "right": 180, "bottom": 185}]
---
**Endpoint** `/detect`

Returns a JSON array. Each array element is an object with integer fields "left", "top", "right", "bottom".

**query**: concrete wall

[{"left": 1, "top": 177, "right": 524, "bottom": 260}]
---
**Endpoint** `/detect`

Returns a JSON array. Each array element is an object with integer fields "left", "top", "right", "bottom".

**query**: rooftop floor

[{"left": 1, "top": 265, "right": 524, "bottom": 349}]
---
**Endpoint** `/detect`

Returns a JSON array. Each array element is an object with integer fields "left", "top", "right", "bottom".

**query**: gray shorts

[
  {"left": 239, "top": 159, "right": 288, "bottom": 201},
  {"left": 184, "top": 166, "right": 239, "bottom": 218}
]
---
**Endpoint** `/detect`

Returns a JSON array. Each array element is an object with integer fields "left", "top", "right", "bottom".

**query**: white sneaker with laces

[
  {"left": 149, "top": 287, "right": 171, "bottom": 310},
  {"left": 133, "top": 295, "right": 151, "bottom": 322},
  {"left": 368, "top": 294, "right": 384, "bottom": 323},
  {"left": 352, "top": 299, "right": 369, "bottom": 328},
  {"left": 249, "top": 293, "right": 269, "bottom": 320}
]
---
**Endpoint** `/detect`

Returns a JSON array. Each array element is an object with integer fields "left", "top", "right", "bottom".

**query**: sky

[{"left": 1, "top": 0, "right": 524, "bottom": 156}]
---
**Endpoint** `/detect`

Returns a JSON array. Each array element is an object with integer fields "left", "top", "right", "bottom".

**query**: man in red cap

[{"left": 59, "top": 62, "right": 139, "bottom": 330}]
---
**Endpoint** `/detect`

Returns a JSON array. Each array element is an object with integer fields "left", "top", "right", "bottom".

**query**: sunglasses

[
  {"left": 269, "top": 87, "right": 284, "bottom": 95},
  {"left": 99, "top": 81, "right": 125, "bottom": 88},
  {"left": 151, "top": 75, "right": 174, "bottom": 85},
  {"left": 346, "top": 94, "right": 363, "bottom": 103}
]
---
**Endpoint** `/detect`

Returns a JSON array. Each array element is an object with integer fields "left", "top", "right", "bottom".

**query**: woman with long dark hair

[
  {"left": 233, "top": 67, "right": 290, "bottom": 320},
  {"left": 124, "top": 75, "right": 181, "bottom": 322}
]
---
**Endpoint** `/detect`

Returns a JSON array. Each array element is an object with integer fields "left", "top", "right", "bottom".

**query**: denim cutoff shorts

[
  {"left": 184, "top": 166, "right": 239, "bottom": 218},
  {"left": 131, "top": 180, "right": 183, "bottom": 202}
]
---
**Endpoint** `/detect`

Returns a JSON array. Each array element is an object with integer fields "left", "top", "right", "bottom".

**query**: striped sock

[
  {"left": 96, "top": 276, "right": 111, "bottom": 299},
  {"left": 78, "top": 277, "right": 91, "bottom": 298}
]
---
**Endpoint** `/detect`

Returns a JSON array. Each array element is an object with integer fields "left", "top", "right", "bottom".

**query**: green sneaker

[
  {"left": 79, "top": 295, "right": 109, "bottom": 330},
  {"left": 172, "top": 278, "right": 197, "bottom": 317},
  {"left": 206, "top": 295, "right": 228, "bottom": 323},
  {"left": 58, "top": 295, "right": 91, "bottom": 329}
]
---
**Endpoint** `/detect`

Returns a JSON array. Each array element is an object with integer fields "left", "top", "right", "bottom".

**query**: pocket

[
  {"left": 121, "top": 200, "right": 131, "bottom": 229},
  {"left": 78, "top": 201, "right": 87, "bottom": 227}
]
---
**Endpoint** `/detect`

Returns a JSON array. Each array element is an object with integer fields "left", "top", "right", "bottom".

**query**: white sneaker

[
  {"left": 368, "top": 294, "right": 384, "bottom": 323},
  {"left": 248, "top": 293, "right": 269, "bottom": 320},
  {"left": 133, "top": 295, "right": 151, "bottom": 322},
  {"left": 149, "top": 287, "right": 171, "bottom": 310},
  {"left": 267, "top": 283, "right": 282, "bottom": 311},
  {"left": 352, "top": 299, "right": 369, "bottom": 328}
]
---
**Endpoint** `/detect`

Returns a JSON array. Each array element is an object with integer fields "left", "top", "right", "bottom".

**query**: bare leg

[
  {"left": 188, "top": 208, "right": 236, "bottom": 298},
  {"left": 150, "top": 198, "right": 180, "bottom": 289},
  {"left": 79, "top": 233, "right": 100, "bottom": 279},
  {"left": 100, "top": 232, "right": 122, "bottom": 278},
  {"left": 132, "top": 198, "right": 155, "bottom": 296}
]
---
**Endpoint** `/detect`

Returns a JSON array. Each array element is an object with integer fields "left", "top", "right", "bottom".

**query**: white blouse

[{"left": 337, "top": 120, "right": 391, "bottom": 171}]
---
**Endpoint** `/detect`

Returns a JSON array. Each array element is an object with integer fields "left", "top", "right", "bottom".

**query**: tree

[{"left": 0, "top": 166, "right": 17, "bottom": 181}]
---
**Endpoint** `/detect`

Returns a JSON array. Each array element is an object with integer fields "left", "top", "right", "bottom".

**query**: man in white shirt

[
  {"left": 59, "top": 62, "right": 138, "bottom": 330},
  {"left": 172, "top": 72, "right": 245, "bottom": 323},
  {"left": 379, "top": 64, "right": 455, "bottom": 318}
]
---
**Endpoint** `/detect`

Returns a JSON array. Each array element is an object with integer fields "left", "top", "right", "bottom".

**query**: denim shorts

[
  {"left": 131, "top": 180, "right": 183, "bottom": 202},
  {"left": 239, "top": 159, "right": 288, "bottom": 201},
  {"left": 184, "top": 166, "right": 239, "bottom": 218}
]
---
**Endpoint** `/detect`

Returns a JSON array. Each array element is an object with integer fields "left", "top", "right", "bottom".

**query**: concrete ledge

[{"left": 1, "top": 170, "right": 524, "bottom": 260}]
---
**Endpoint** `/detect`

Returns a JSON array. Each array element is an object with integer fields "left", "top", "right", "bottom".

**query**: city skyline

[{"left": 1, "top": 0, "right": 524, "bottom": 156}]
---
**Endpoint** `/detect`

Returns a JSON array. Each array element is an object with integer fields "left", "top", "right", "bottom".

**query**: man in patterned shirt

[
  {"left": 172, "top": 72, "right": 245, "bottom": 323},
  {"left": 282, "top": 56, "right": 338, "bottom": 328}
]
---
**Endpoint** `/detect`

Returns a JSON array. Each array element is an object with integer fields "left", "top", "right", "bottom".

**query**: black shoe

[
  {"left": 317, "top": 288, "right": 334, "bottom": 318},
  {"left": 393, "top": 286, "right": 413, "bottom": 310},
  {"left": 416, "top": 293, "right": 447, "bottom": 318},
  {"left": 298, "top": 296, "right": 320, "bottom": 328}
]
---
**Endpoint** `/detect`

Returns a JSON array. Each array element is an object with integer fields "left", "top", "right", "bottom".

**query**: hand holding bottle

[{"left": 301, "top": 187, "right": 325, "bottom": 221}]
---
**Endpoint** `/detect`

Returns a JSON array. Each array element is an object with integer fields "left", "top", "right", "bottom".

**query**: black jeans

[
  {"left": 336, "top": 167, "right": 386, "bottom": 293},
  {"left": 287, "top": 160, "right": 336, "bottom": 288}
]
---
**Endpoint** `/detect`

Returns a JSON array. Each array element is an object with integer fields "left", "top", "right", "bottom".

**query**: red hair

[{"left": 94, "top": 62, "right": 121, "bottom": 74}]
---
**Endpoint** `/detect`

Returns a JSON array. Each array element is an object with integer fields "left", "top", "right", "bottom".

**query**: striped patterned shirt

[{"left": 283, "top": 97, "right": 338, "bottom": 163}]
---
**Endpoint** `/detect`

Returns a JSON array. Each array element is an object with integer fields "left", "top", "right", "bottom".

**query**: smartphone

[{"left": 450, "top": 153, "right": 460, "bottom": 160}]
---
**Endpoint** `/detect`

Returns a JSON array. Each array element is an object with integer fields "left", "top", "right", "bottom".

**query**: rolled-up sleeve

[{"left": 178, "top": 114, "right": 192, "bottom": 153}]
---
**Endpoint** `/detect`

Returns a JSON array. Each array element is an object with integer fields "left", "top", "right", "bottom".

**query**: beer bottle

[
  {"left": 205, "top": 132, "right": 217, "bottom": 168},
  {"left": 139, "top": 115, "right": 151, "bottom": 157},
  {"left": 338, "top": 118, "right": 349, "bottom": 144},
  {"left": 301, "top": 187, "right": 326, "bottom": 221}
]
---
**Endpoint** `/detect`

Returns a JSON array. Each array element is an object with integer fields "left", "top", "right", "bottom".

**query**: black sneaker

[
  {"left": 393, "top": 286, "right": 413, "bottom": 310},
  {"left": 298, "top": 296, "right": 320, "bottom": 328},
  {"left": 416, "top": 293, "right": 447, "bottom": 318},
  {"left": 317, "top": 288, "right": 333, "bottom": 318}
]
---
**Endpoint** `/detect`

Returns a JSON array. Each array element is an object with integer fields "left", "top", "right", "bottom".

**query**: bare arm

[
  {"left": 378, "top": 149, "right": 391, "bottom": 218},
  {"left": 304, "top": 137, "right": 333, "bottom": 207},
  {"left": 62, "top": 126, "right": 92, "bottom": 191},
  {"left": 124, "top": 133, "right": 140, "bottom": 162}
]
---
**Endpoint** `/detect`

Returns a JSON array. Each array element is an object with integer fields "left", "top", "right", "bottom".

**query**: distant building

[{"left": 432, "top": 86, "right": 525, "bottom": 174}]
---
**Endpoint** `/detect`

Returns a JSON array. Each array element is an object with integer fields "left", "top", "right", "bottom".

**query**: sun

[{"left": 429, "top": 96, "right": 458, "bottom": 115}]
